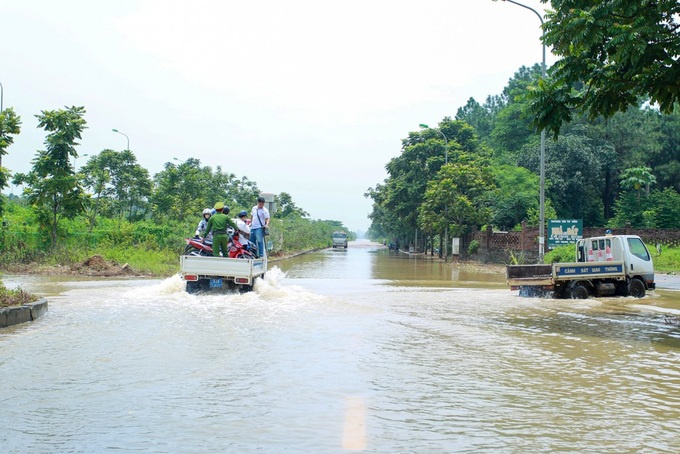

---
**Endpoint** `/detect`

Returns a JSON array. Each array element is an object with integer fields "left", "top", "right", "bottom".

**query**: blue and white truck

[{"left": 507, "top": 234, "right": 655, "bottom": 299}]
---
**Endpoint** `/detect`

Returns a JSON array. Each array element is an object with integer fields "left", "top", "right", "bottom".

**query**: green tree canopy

[
  {"left": 418, "top": 162, "right": 495, "bottom": 238},
  {"left": 80, "top": 149, "right": 152, "bottom": 222},
  {"left": 530, "top": 0, "right": 680, "bottom": 136},
  {"left": 274, "top": 192, "right": 309, "bottom": 219},
  {"left": 152, "top": 158, "right": 260, "bottom": 222}
]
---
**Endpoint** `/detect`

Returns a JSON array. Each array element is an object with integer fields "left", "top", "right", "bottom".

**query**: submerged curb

[{"left": 0, "top": 299, "right": 49, "bottom": 328}]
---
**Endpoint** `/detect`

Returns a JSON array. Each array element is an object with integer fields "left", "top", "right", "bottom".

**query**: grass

[
  {"left": 0, "top": 282, "right": 38, "bottom": 308},
  {"left": 652, "top": 245, "right": 680, "bottom": 273}
]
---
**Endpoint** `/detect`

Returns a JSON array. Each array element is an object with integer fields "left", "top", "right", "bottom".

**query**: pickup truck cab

[{"left": 507, "top": 234, "right": 655, "bottom": 299}]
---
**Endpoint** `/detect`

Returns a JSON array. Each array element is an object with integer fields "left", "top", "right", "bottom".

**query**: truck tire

[
  {"left": 570, "top": 283, "right": 590, "bottom": 299},
  {"left": 628, "top": 278, "right": 646, "bottom": 298},
  {"left": 186, "top": 281, "right": 200, "bottom": 294},
  {"left": 199, "top": 279, "right": 210, "bottom": 292}
]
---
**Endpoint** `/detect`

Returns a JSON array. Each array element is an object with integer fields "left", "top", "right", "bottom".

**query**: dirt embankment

[{"left": 3, "top": 255, "right": 143, "bottom": 277}]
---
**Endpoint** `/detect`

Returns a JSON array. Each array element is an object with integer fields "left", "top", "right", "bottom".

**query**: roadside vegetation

[
  {"left": 0, "top": 282, "right": 36, "bottom": 308},
  {"left": 0, "top": 200, "right": 351, "bottom": 278}
]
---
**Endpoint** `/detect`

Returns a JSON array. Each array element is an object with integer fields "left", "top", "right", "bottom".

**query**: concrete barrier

[{"left": 0, "top": 299, "right": 49, "bottom": 328}]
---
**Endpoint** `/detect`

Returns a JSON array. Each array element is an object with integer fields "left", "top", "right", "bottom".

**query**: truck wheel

[
  {"left": 628, "top": 278, "right": 646, "bottom": 298},
  {"left": 570, "top": 283, "right": 589, "bottom": 299},
  {"left": 186, "top": 281, "right": 200, "bottom": 294}
]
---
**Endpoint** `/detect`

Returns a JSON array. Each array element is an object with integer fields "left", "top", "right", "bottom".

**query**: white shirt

[
  {"left": 250, "top": 206, "right": 270, "bottom": 229},
  {"left": 234, "top": 218, "right": 250, "bottom": 246}
]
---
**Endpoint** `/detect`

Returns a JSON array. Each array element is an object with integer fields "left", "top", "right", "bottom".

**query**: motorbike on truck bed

[{"left": 506, "top": 234, "right": 655, "bottom": 299}]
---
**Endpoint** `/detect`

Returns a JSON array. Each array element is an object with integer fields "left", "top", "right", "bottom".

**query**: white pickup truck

[
  {"left": 180, "top": 255, "right": 267, "bottom": 293},
  {"left": 507, "top": 234, "right": 655, "bottom": 299}
]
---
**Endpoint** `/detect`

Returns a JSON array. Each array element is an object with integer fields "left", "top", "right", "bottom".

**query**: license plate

[{"left": 209, "top": 278, "right": 223, "bottom": 288}]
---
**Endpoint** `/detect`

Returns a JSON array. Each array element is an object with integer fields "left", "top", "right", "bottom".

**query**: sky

[{"left": 2, "top": 0, "right": 556, "bottom": 234}]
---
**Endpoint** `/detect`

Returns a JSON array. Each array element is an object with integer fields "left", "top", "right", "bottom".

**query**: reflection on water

[
  {"left": 1, "top": 241, "right": 680, "bottom": 452},
  {"left": 278, "top": 241, "right": 506, "bottom": 289}
]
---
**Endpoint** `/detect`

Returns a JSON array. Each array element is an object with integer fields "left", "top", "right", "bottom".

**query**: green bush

[
  {"left": 468, "top": 239, "right": 480, "bottom": 255},
  {"left": 544, "top": 244, "right": 576, "bottom": 263}
]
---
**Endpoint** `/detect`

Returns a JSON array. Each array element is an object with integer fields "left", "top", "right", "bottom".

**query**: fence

[{"left": 471, "top": 222, "right": 680, "bottom": 256}]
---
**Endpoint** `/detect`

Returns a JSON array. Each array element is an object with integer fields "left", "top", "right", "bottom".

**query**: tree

[
  {"left": 13, "top": 106, "right": 87, "bottom": 246},
  {"left": 489, "top": 65, "right": 544, "bottom": 157},
  {"left": 80, "top": 149, "right": 152, "bottom": 223},
  {"left": 151, "top": 158, "right": 260, "bottom": 222},
  {"left": 520, "top": 132, "right": 611, "bottom": 226},
  {"left": 0, "top": 107, "right": 21, "bottom": 217},
  {"left": 274, "top": 192, "right": 309, "bottom": 218},
  {"left": 418, "top": 162, "right": 495, "bottom": 241},
  {"left": 611, "top": 187, "right": 680, "bottom": 228},
  {"left": 152, "top": 158, "right": 210, "bottom": 221},
  {"left": 620, "top": 166, "right": 656, "bottom": 201},
  {"left": 529, "top": 0, "right": 680, "bottom": 136},
  {"left": 489, "top": 165, "right": 545, "bottom": 230},
  {"left": 656, "top": 107, "right": 680, "bottom": 192},
  {"left": 367, "top": 119, "right": 493, "bottom": 249}
]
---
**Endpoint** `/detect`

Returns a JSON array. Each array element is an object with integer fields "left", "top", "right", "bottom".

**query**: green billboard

[{"left": 548, "top": 219, "right": 583, "bottom": 250}]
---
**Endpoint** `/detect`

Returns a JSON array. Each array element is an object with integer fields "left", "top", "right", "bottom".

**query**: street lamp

[
  {"left": 419, "top": 124, "right": 448, "bottom": 164},
  {"left": 419, "top": 123, "right": 450, "bottom": 260},
  {"left": 112, "top": 128, "right": 130, "bottom": 150},
  {"left": 493, "top": 0, "right": 547, "bottom": 263}
]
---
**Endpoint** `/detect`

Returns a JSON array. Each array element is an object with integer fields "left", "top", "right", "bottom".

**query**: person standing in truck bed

[
  {"left": 250, "top": 196, "right": 270, "bottom": 258},
  {"left": 203, "top": 202, "right": 236, "bottom": 257}
]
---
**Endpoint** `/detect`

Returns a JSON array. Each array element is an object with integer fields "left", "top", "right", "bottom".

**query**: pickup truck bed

[{"left": 180, "top": 255, "right": 267, "bottom": 293}]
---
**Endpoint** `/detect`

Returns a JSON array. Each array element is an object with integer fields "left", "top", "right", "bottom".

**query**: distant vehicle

[{"left": 332, "top": 231, "right": 348, "bottom": 249}]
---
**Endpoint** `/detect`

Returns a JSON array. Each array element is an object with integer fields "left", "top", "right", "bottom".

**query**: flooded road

[{"left": 2, "top": 240, "right": 680, "bottom": 453}]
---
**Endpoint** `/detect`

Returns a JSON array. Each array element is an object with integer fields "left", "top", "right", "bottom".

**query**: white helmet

[{"left": 202, "top": 208, "right": 212, "bottom": 216}]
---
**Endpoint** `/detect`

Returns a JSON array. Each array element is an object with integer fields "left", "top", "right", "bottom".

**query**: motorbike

[
  {"left": 229, "top": 231, "right": 258, "bottom": 259},
  {"left": 183, "top": 237, "right": 213, "bottom": 256},
  {"left": 183, "top": 228, "right": 258, "bottom": 259}
]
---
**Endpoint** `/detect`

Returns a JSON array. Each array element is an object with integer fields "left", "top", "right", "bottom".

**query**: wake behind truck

[{"left": 507, "top": 234, "right": 655, "bottom": 299}]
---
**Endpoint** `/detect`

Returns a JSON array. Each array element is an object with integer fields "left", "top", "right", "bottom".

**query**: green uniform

[{"left": 203, "top": 212, "right": 237, "bottom": 257}]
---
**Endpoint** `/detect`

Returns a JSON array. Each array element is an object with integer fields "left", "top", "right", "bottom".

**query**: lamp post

[
  {"left": 419, "top": 123, "right": 449, "bottom": 260},
  {"left": 112, "top": 128, "right": 130, "bottom": 150},
  {"left": 493, "top": 0, "right": 547, "bottom": 263}
]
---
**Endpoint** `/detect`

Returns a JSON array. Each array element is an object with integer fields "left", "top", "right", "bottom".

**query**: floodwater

[{"left": 1, "top": 240, "right": 679, "bottom": 453}]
